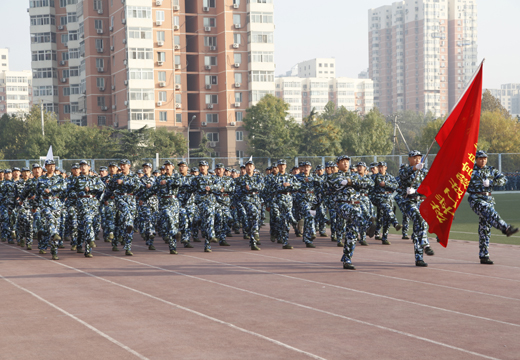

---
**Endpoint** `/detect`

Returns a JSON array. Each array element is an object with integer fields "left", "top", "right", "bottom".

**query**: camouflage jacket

[
  {"left": 468, "top": 164, "right": 507, "bottom": 200},
  {"left": 324, "top": 170, "right": 361, "bottom": 205},
  {"left": 35, "top": 174, "right": 67, "bottom": 209},
  {"left": 294, "top": 173, "right": 320, "bottom": 203},
  {"left": 235, "top": 174, "right": 264, "bottom": 204},
  {"left": 215, "top": 176, "right": 235, "bottom": 207},
  {"left": 152, "top": 173, "right": 181, "bottom": 207},
  {"left": 398, "top": 165, "right": 428, "bottom": 201}
]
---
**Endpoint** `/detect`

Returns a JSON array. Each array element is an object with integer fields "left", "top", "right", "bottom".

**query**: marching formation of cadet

[{"left": 1, "top": 150, "right": 517, "bottom": 269}]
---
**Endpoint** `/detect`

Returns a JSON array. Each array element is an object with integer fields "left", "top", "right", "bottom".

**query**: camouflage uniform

[
  {"left": 100, "top": 171, "right": 116, "bottom": 242},
  {"left": 177, "top": 170, "right": 195, "bottom": 246},
  {"left": 0, "top": 173, "right": 16, "bottom": 243},
  {"left": 152, "top": 169, "right": 182, "bottom": 252},
  {"left": 18, "top": 168, "right": 41, "bottom": 248},
  {"left": 272, "top": 162, "right": 300, "bottom": 247},
  {"left": 136, "top": 171, "right": 158, "bottom": 246},
  {"left": 67, "top": 166, "right": 105, "bottom": 256},
  {"left": 214, "top": 168, "right": 235, "bottom": 245},
  {"left": 372, "top": 165, "right": 400, "bottom": 243},
  {"left": 295, "top": 167, "right": 321, "bottom": 246},
  {"left": 353, "top": 164, "right": 375, "bottom": 244},
  {"left": 398, "top": 151, "right": 434, "bottom": 265},
  {"left": 105, "top": 161, "right": 141, "bottom": 252},
  {"left": 35, "top": 169, "right": 67, "bottom": 257},
  {"left": 235, "top": 169, "right": 264, "bottom": 248},
  {"left": 467, "top": 151, "right": 515, "bottom": 263}
]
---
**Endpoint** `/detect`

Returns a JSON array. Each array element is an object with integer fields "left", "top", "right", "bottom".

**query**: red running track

[{"left": 1, "top": 227, "right": 519, "bottom": 360}]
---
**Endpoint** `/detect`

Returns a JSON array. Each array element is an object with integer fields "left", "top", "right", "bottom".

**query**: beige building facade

[
  {"left": 29, "top": 0, "right": 275, "bottom": 158},
  {"left": 0, "top": 49, "right": 33, "bottom": 116},
  {"left": 368, "top": 0, "right": 478, "bottom": 117}
]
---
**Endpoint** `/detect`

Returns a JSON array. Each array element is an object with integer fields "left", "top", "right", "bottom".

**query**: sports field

[{"left": 1, "top": 194, "right": 519, "bottom": 360}]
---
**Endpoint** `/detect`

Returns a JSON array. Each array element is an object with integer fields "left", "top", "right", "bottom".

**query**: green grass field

[{"left": 389, "top": 193, "right": 520, "bottom": 245}]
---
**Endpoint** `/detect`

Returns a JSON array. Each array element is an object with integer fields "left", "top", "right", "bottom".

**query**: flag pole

[{"left": 422, "top": 58, "right": 485, "bottom": 163}]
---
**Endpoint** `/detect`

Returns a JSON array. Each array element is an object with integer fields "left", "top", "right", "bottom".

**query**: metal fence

[{"left": 2, "top": 153, "right": 518, "bottom": 174}]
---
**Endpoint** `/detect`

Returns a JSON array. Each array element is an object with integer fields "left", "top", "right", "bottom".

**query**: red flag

[{"left": 417, "top": 62, "right": 483, "bottom": 248}]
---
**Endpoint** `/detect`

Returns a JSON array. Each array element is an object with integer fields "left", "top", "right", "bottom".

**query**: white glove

[
  {"left": 341, "top": 180, "right": 349, "bottom": 186},
  {"left": 483, "top": 179, "right": 490, "bottom": 187},
  {"left": 407, "top": 187, "right": 416, "bottom": 195},
  {"left": 415, "top": 163, "right": 424, "bottom": 170},
  {"left": 309, "top": 210, "right": 316, "bottom": 217}
]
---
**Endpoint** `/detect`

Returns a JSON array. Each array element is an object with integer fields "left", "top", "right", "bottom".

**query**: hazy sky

[{"left": 2, "top": 0, "right": 519, "bottom": 89}]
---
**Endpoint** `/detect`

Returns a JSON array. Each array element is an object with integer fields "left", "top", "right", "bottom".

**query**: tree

[
  {"left": 481, "top": 89, "right": 510, "bottom": 118},
  {"left": 478, "top": 110, "right": 520, "bottom": 153},
  {"left": 419, "top": 117, "right": 444, "bottom": 154},
  {"left": 149, "top": 128, "right": 187, "bottom": 158},
  {"left": 298, "top": 104, "right": 343, "bottom": 156},
  {"left": 243, "top": 94, "right": 299, "bottom": 158},
  {"left": 114, "top": 126, "right": 152, "bottom": 163}
]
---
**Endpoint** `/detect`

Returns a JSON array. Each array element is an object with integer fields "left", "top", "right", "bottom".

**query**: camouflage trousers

[
  {"left": 243, "top": 200, "right": 261, "bottom": 246},
  {"left": 299, "top": 201, "right": 316, "bottom": 244},
  {"left": 468, "top": 196, "right": 508, "bottom": 259},
  {"left": 337, "top": 203, "right": 365, "bottom": 265},
  {"left": 0, "top": 205, "right": 15, "bottom": 240},
  {"left": 101, "top": 201, "right": 116, "bottom": 240},
  {"left": 374, "top": 197, "right": 399, "bottom": 241},
  {"left": 268, "top": 204, "right": 279, "bottom": 239},
  {"left": 16, "top": 207, "right": 33, "bottom": 244},
  {"left": 215, "top": 204, "right": 232, "bottom": 243},
  {"left": 198, "top": 199, "right": 216, "bottom": 250},
  {"left": 274, "top": 196, "right": 294, "bottom": 245},
  {"left": 158, "top": 202, "right": 180, "bottom": 251},
  {"left": 358, "top": 196, "right": 372, "bottom": 241},
  {"left": 63, "top": 205, "right": 78, "bottom": 246},
  {"left": 137, "top": 201, "right": 156, "bottom": 240},
  {"left": 315, "top": 203, "right": 327, "bottom": 234},
  {"left": 77, "top": 198, "right": 99, "bottom": 255},
  {"left": 113, "top": 196, "right": 137, "bottom": 251},
  {"left": 402, "top": 200, "right": 430, "bottom": 262},
  {"left": 39, "top": 205, "right": 62, "bottom": 255},
  {"left": 395, "top": 195, "right": 410, "bottom": 236}
]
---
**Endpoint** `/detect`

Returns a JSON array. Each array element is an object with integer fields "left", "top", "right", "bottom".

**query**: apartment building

[
  {"left": 275, "top": 77, "right": 374, "bottom": 122},
  {"left": 296, "top": 58, "right": 336, "bottom": 79},
  {"left": 368, "top": 0, "right": 478, "bottom": 117},
  {"left": 488, "top": 84, "right": 520, "bottom": 117},
  {"left": 28, "top": 0, "right": 275, "bottom": 158},
  {"left": 0, "top": 48, "right": 33, "bottom": 116}
]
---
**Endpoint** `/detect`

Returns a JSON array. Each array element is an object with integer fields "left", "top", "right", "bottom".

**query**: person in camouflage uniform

[
  {"left": 15, "top": 167, "right": 32, "bottom": 248},
  {"left": 105, "top": 159, "right": 141, "bottom": 255},
  {"left": 100, "top": 163, "right": 118, "bottom": 243},
  {"left": 323, "top": 162, "right": 342, "bottom": 246},
  {"left": 177, "top": 161, "right": 195, "bottom": 249},
  {"left": 136, "top": 163, "right": 157, "bottom": 249},
  {"left": 17, "top": 164, "right": 43, "bottom": 250},
  {"left": 394, "top": 164, "right": 410, "bottom": 240},
  {"left": 67, "top": 160, "right": 105, "bottom": 257},
  {"left": 398, "top": 150, "right": 435, "bottom": 267},
  {"left": 368, "top": 162, "right": 383, "bottom": 240},
  {"left": 190, "top": 160, "right": 220, "bottom": 252},
  {"left": 229, "top": 169, "right": 242, "bottom": 235},
  {"left": 214, "top": 163, "right": 235, "bottom": 247},
  {"left": 295, "top": 161, "right": 321, "bottom": 248},
  {"left": 313, "top": 165, "right": 328, "bottom": 238},
  {"left": 235, "top": 159, "right": 264, "bottom": 250},
  {"left": 35, "top": 160, "right": 67, "bottom": 260},
  {"left": 151, "top": 160, "right": 182, "bottom": 253},
  {"left": 372, "top": 161, "right": 402, "bottom": 245},
  {"left": 467, "top": 150, "right": 518, "bottom": 264},
  {"left": 63, "top": 164, "right": 80, "bottom": 250},
  {"left": 0, "top": 169, "right": 17, "bottom": 244},
  {"left": 325, "top": 155, "right": 376, "bottom": 270},
  {"left": 354, "top": 162, "right": 375, "bottom": 246},
  {"left": 264, "top": 165, "right": 280, "bottom": 243}
]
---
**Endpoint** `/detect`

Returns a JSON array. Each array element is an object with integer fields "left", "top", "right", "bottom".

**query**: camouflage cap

[
  {"left": 408, "top": 150, "right": 422, "bottom": 157},
  {"left": 108, "top": 162, "right": 118, "bottom": 167},
  {"left": 21, "top": 167, "right": 30, "bottom": 172},
  {"left": 475, "top": 150, "right": 488, "bottom": 158},
  {"left": 325, "top": 161, "right": 335, "bottom": 168},
  {"left": 137, "top": 169, "right": 144, "bottom": 174},
  {"left": 0, "top": 169, "right": 4, "bottom": 173},
  {"left": 190, "top": 167, "right": 199, "bottom": 172},
  {"left": 12, "top": 167, "right": 21, "bottom": 172},
  {"left": 199, "top": 160, "right": 209, "bottom": 166},
  {"left": 142, "top": 162, "right": 153, "bottom": 168},
  {"left": 99, "top": 166, "right": 108, "bottom": 171},
  {"left": 245, "top": 159, "right": 254, "bottom": 165},
  {"left": 215, "top": 163, "right": 225, "bottom": 169},
  {"left": 356, "top": 162, "right": 367, "bottom": 168},
  {"left": 315, "top": 164, "right": 324, "bottom": 171},
  {"left": 177, "top": 160, "right": 187, "bottom": 166},
  {"left": 225, "top": 167, "right": 231, "bottom": 172},
  {"left": 336, "top": 155, "right": 350, "bottom": 163},
  {"left": 231, "top": 169, "right": 238, "bottom": 173},
  {"left": 369, "top": 162, "right": 378, "bottom": 168},
  {"left": 240, "top": 164, "right": 246, "bottom": 168},
  {"left": 153, "top": 169, "right": 160, "bottom": 174},
  {"left": 4, "top": 169, "right": 12, "bottom": 173},
  {"left": 378, "top": 161, "right": 387, "bottom": 167},
  {"left": 79, "top": 160, "right": 89, "bottom": 166},
  {"left": 119, "top": 159, "right": 131, "bottom": 165},
  {"left": 277, "top": 159, "right": 287, "bottom": 166},
  {"left": 301, "top": 161, "right": 312, "bottom": 166},
  {"left": 44, "top": 159, "right": 55, "bottom": 165},
  {"left": 71, "top": 164, "right": 79, "bottom": 170},
  {"left": 163, "top": 160, "right": 174, "bottom": 166},
  {"left": 208, "top": 170, "right": 215, "bottom": 175}
]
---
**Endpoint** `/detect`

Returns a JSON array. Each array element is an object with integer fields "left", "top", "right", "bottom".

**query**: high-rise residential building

[
  {"left": 275, "top": 77, "right": 374, "bottom": 122},
  {"left": 488, "top": 84, "right": 520, "bottom": 117},
  {"left": 368, "top": 0, "right": 478, "bottom": 117},
  {"left": 0, "top": 48, "right": 33, "bottom": 116},
  {"left": 295, "top": 58, "right": 336, "bottom": 79},
  {"left": 28, "top": 0, "right": 275, "bottom": 158}
]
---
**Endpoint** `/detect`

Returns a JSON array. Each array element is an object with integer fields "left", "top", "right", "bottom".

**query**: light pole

[
  {"left": 40, "top": 99, "right": 45, "bottom": 137},
  {"left": 187, "top": 115, "right": 196, "bottom": 164}
]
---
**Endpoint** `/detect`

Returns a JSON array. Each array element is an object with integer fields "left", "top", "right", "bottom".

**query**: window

[
  {"left": 176, "top": 113, "right": 182, "bottom": 123},
  {"left": 175, "top": 94, "right": 181, "bottom": 104},
  {"left": 233, "top": 15, "right": 241, "bottom": 25},
  {"left": 129, "top": 27, "right": 152, "bottom": 39},
  {"left": 129, "top": 89, "right": 154, "bottom": 101},
  {"left": 206, "top": 113, "right": 218, "bottom": 123},
  {"left": 204, "top": 56, "right": 217, "bottom": 66},
  {"left": 63, "top": 87, "right": 70, "bottom": 96},
  {"left": 96, "top": 78, "right": 105, "bottom": 88},
  {"left": 31, "top": 32, "right": 56, "bottom": 44},
  {"left": 95, "top": 39, "right": 104, "bottom": 51},
  {"left": 250, "top": 70, "right": 274, "bottom": 82},
  {"left": 129, "top": 48, "right": 154, "bottom": 60},
  {"left": 206, "top": 132, "right": 219, "bottom": 142},
  {"left": 234, "top": 33, "right": 241, "bottom": 44},
  {"left": 236, "top": 131, "right": 243, "bottom": 141},
  {"left": 234, "top": 53, "right": 242, "bottom": 64},
  {"left": 158, "top": 91, "right": 167, "bottom": 102},
  {"left": 204, "top": 36, "right": 217, "bottom": 46},
  {"left": 130, "top": 109, "right": 155, "bottom": 120},
  {"left": 250, "top": 51, "right": 273, "bottom": 63},
  {"left": 249, "top": 32, "right": 273, "bottom": 43},
  {"left": 157, "top": 31, "right": 165, "bottom": 42},
  {"left": 205, "top": 75, "right": 218, "bottom": 85},
  {"left": 157, "top": 52, "right": 166, "bottom": 62},
  {"left": 203, "top": 0, "right": 216, "bottom": 7},
  {"left": 234, "top": 73, "right": 242, "bottom": 84},
  {"left": 159, "top": 111, "right": 167, "bottom": 122},
  {"left": 249, "top": 12, "right": 273, "bottom": 23},
  {"left": 235, "top": 111, "right": 243, "bottom": 122},
  {"left": 98, "top": 116, "right": 106, "bottom": 125},
  {"left": 236, "top": 150, "right": 244, "bottom": 158},
  {"left": 63, "top": 105, "right": 71, "bottom": 114},
  {"left": 235, "top": 92, "right": 242, "bottom": 102},
  {"left": 129, "top": 68, "right": 154, "bottom": 80},
  {"left": 233, "top": 0, "right": 240, "bottom": 5},
  {"left": 127, "top": 6, "right": 152, "bottom": 19},
  {"left": 203, "top": 18, "right": 216, "bottom": 27},
  {"left": 174, "top": 35, "right": 180, "bottom": 46},
  {"left": 175, "top": 74, "right": 181, "bottom": 84},
  {"left": 158, "top": 71, "right": 166, "bottom": 81},
  {"left": 96, "top": 58, "right": 104, "bottom": 68},
  {"left": 175, "top": 55, "right": 181, "bottom": 65},
  {"left": 205, "top": 94, "right": 218, "bottom": 104},
  {"left": 95, "top": 19, "right": 103, "bottom": 30},
  {"left": 156, "top": 11, "right": 165, "bottom": 22},
  {"left": 97, "top": 97, "right": 105, "bottom": 107}
]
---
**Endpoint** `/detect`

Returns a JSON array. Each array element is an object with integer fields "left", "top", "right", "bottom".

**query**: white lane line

[
  {"left": 0, "top": 273, "right": 149, "bottom": 360},
  {"left": 93, "top": 249, "right": 505, "bottom": 360},
  {"left": 0, "top": 245, "right": 326, "bottom": 360}
]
